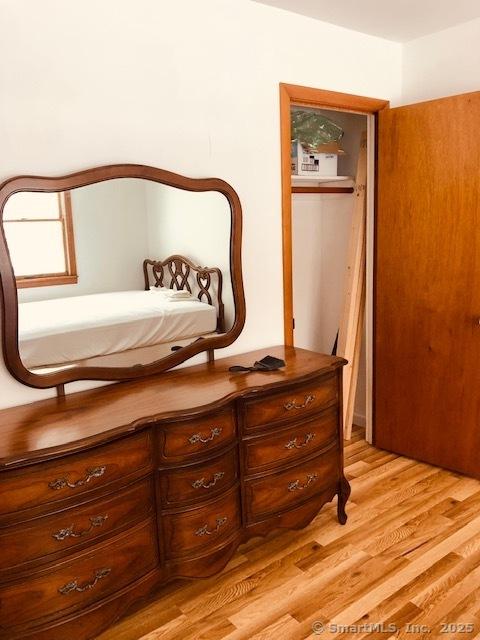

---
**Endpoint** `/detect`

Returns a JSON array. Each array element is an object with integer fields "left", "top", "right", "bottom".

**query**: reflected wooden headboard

[{"left": 143, "top": 255, "right": 225, "bottom": 333}]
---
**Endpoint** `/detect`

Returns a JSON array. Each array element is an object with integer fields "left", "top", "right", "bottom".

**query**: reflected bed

[
  {"left": 19, "top": 290, "right": 217, "bottom": 369},
  {"left": 18, "top": 255, "right": 224, "bottom": 371}
]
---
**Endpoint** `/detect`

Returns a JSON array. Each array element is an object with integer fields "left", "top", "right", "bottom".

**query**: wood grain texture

[
  {"left": 281, "top": 85, "right": 389, "bottom": 114},
  {"left": 162, "top": 486, "right": 241, "bottom": 559},
  {"left": 0, "top": 164, "right": 245, "bottom": 389},
  {"left": 244, "top": 444, "right": 339, "bottom": 521},
  {"left": 0, "top": 346, "right": 348, "bottom": 640},
  {"left": 242, "top": 408, "right": 337, "bottom": 474},
  {"left": 344, "top": 283, "right": 365, "bottom": 440},
  {"left": 0, "top": 478, "right": 154, "bottom": 574},
  {"left": 337, "top": 132, "right": 367, "bottom": 439},
  {"left": 96, "top": 427, "right": 480, "bottom": 640},
  {"left": 0, "top": 519, "right": 158, "bottom": 631},
  {"left": 244, "top": 374, "right": 337, "bottom": 431},
  {"left": 159, "top": 409, "right": 236, "bottom": 461},
  {"left": 375, "top": 91, "right": 480, "bottom": 477},
  {"left": 0, "top": 430, "right": 153, "bottom": 518},
  {"left": 0, "top": 346, "right": 345, "bottom": 469},
  {"left": 280, "top": 83, "right": 295, "bottom": 346},
  {"left": 159, "top": 448, "right": 238, "bottom": 507}
]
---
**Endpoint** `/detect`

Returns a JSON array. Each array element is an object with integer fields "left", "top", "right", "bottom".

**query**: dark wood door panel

[{"left": 375, "top": 91, "right": 480, "bottom": 476}]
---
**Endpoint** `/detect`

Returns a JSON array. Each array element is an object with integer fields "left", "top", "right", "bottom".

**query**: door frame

[{"left": 279, "top": 83, "right": 388, "bottom": 439}]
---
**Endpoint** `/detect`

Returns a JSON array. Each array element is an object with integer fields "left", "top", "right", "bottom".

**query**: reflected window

[{"left": 3, "top": 191, "right": 77, "bottom": 288}]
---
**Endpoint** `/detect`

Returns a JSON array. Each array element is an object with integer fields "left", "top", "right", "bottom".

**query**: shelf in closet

[{"left": 291, "top": 175, "right": 354, "bottom": 194}]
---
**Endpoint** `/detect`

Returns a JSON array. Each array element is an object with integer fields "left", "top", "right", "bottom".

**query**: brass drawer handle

[
  {"left": 288, "top": 473, "right": 318, "bottom": 492},
  {"left": 285, "top": 433, "right": 316, "bottom": 450},
  {"left": 192, "top": 471, "right": 225, "bottom": 489},
  {"left": 48, "top": 466, "right": 107, "bottom": 490},
  {"left": 195, "top": 516, "right": 227, "bottom": 536},
  {"left": 284, "top": 395, "right": 315, "bottom": 411},
  {"left": 189, "top": 427, "right": 222, "bottom": 445},
  {"left": 52, "top": 515, "right": 109, "bottom": 541},
  {"left": 58, "top": 567, "right": 111, "bottom": 595}
]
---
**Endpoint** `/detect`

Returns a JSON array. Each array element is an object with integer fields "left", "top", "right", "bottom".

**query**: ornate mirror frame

[{"left": 0, "top": 164, "right": 245, "bottom": 389}]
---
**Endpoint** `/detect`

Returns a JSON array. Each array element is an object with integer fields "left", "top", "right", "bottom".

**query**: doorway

[{"left": 279, "top": 84, "right": 387, "bottom": 440}]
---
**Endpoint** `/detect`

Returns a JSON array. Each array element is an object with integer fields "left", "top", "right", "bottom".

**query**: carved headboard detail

[{"left": 143, "top": 255, "right": 225, "bottom": 333}]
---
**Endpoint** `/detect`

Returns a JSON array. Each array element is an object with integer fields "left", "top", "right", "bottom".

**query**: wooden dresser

[{"left": 0, "top": 346, "right": 349, "bottom": 640}]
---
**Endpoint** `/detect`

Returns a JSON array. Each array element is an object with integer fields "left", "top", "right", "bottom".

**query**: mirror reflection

[{"left": 4, "top": 179, "right": 233, "bottom": 372}]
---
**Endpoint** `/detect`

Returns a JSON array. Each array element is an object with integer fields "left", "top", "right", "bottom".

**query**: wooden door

[{"left": 375, "top": 91, "right": 480, "bottom": 477}]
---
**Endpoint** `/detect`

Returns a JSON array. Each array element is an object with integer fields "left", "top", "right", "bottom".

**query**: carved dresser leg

[{"left": 337, "top": 475, "right": 351, "bottom": 525}]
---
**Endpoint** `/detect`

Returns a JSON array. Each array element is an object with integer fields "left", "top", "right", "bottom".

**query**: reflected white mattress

[{"left": 18, "top": 290, "right": 217, "bottom": 368}]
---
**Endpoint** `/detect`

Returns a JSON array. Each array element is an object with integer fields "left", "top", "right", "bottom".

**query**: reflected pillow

[{"left": 149, "top": 286, "right": 194, "bottom": 301}]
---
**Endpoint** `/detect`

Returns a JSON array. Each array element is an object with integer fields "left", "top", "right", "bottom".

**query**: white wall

[
  {"left": 0, "top": 0, "right": 401, "bottom": 408},
  {"left": 18, "top": 180, "right": 149, "bottom": 303},
  {"left": 145, "top": 184, "right": 234, "bottom": 329},
  {"left": 292, "top": 192, "right": 354, "bottom": 353},
  {"left": 402, "top": 17, "right": 480, "bottom": 103}
]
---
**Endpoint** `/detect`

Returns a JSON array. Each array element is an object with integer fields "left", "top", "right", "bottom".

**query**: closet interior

[{"left": 291, "top": 106, "right": 368, "bottom": 433}]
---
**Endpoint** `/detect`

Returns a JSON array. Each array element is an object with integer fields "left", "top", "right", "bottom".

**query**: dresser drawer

[
  {"left": 162, "top": 486, "right": 241, "bottom": 558},
  {"left": 0, "top": 431, "right": 153, "bottom": 518},
  {"left": 243, "top": 408, "right": 338, "bottom": 474},
  {"left": 0, "top": 518, "right": 158, "bottom": 630},
  {"left": 245, "top": 445, "right": 339, "bottom": 521},
  {"left": 160, "top": 409, "right": 236, "bottom": 462},
  {"left": 243, "top": 375, "right": 338, "bottom": 431},
  {"left": 0, "top": 479, "right": 154, "bottom": 573},
  {"left": 159, "top": 448, "right": 237, "bottom": 507}
]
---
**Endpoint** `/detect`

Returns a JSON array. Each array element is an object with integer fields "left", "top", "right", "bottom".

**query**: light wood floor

[{"left": 99, "top": 427, "right": 480, "bottom": 640}]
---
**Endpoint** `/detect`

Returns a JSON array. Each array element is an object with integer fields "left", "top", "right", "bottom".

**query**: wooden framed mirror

[{"left": 0, "top": 164, "right": 245, "bottom": 389}]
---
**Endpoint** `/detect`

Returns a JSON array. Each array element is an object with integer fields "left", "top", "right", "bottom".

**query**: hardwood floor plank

[
  {"left": 179, "top": 542, "right": 309, "bottom": 619},
  {"left": 97, "top": 604, "right": 185, "bottom": 640},
  {"left": 448, "top": 479, "right": 480, "bottom": 501},
  {"left": 404, "top": 513, "right": 480, "bottom": 562},
  {"left": 331, "top": 519, "right": 480, "bottom": 628},
  {"left": 411, "top": 549, "right": 480, "bottom": 611},
  {"left": 455, "top": 533, "right": 480, "bottom": 559},
  {"left": 315, "top": 474, "right": 462, "bottom": 549},
  {"left": 96, "top": 433, "right": 480, "bottom": 640},
  {"left": 247, "top": 614, "right": 300, "bottom": 640},
  {"left": 344, "top": 460, "right": 371, "bottom": 478},
  {"left": 227, "top": 551, "right": 370, "bottom": 630},
  {"left": 329, "top": 553, "right": 462, "bottom": 639},
  {"left": 197, "top": 619, "right": 238, "bottom": 640}
]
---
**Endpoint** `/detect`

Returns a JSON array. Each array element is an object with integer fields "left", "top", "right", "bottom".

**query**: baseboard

[{"left": 353, "top": 412, "right": 366, "bottom": 428}]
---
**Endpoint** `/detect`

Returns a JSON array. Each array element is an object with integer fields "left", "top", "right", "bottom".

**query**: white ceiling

[{"left": 252, "top": 0, "right": 480, "bottom": 42}]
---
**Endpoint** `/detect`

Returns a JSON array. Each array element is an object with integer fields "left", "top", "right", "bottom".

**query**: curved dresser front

[{"left": 0, "top": 346, "right": 349, "bottom": 640}]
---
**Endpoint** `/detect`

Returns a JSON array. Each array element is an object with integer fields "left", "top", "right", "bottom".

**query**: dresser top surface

[{"left": 0, "top": 346, "right": 344, "bottom": 468}]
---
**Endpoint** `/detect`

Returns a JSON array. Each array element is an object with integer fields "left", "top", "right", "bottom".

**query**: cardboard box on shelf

[{"left": 291, "top": 140, "right": 344, "bottom": 177}]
